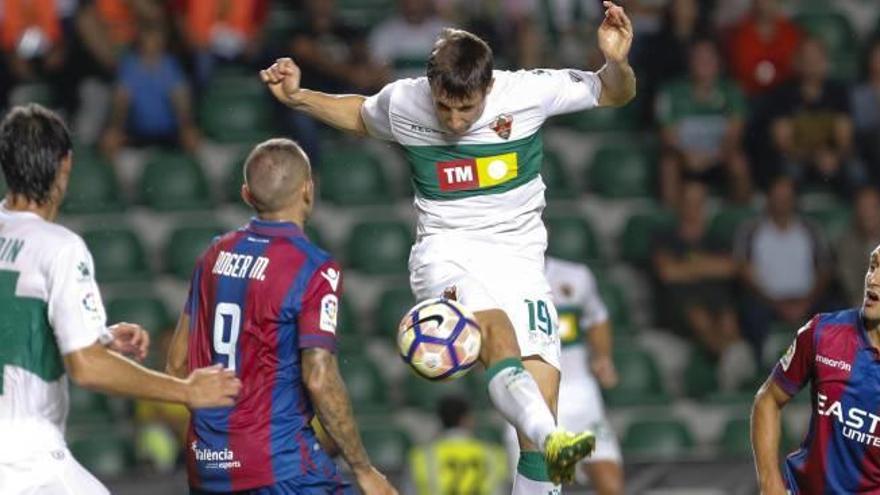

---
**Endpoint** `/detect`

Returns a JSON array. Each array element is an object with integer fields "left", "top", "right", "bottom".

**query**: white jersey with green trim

[
  {"left": 0, "top": 204, "right": 109, "bottom": 459},
  {"left": 545, "top": 257, "right": 609, "bottom": 381},
  {"left": 361, "top": 68, "right": 602, "bottom": 248}
]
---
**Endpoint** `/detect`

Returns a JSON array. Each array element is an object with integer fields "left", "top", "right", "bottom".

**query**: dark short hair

[
  {"left": 437, "top": 394, "right": 471, "bottom": 429},
  {"left": 0, "top": 104, "right": 72, "bottom": 205},
  {"left": 244, "top": 138, "right": 310, "bottom": 214},
  {"left": 426, "top": 28, "right": 493, "bottom": 100}
]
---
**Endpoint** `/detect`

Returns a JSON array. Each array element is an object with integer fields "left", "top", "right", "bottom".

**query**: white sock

[
  {"left": 512, "top": 452, "right": 560, "bottom": 495},
  {"left": 486, "top": 357, "right": 556, "bottom": 451}
]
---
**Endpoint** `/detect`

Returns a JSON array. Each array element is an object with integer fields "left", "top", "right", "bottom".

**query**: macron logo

[
  {"left": 816, "top": 354, "right": 852, "bottom": 372},
  {"left": 321, "top": 268, "right": 340, "bottom": 292}
]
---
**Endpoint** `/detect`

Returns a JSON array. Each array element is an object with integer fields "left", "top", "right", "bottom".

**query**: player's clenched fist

[
  {"left": 260, "top": 57, "right": 302, "bottom": 105},
  {"left": 185, "top": 364, "right": 242, "bottom": 408}
]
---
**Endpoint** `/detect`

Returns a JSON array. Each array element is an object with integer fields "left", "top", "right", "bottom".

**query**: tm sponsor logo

[{"left": 191, "top": 442, "right": 241, "bottom": 470}]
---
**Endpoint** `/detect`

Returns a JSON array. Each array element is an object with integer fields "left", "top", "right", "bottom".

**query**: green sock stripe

[
  {"left": 485, "top": 357, "right": 524, "bottom": 382},
  {"left": 517, "top": 451, "right": 550, "bottom": 482}
]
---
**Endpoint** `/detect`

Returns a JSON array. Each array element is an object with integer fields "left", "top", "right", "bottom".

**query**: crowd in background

[{"left": 4, "top": 0, "right": 880, "bottom": 482}]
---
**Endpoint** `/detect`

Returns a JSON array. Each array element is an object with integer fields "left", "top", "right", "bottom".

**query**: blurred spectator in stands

[
  {"left": 100, "top": 21, "right": 200, "bottom": 158},
  {"left": 369, "top": 0, "right": 445, "bottom": 79},
  {"left": 63, "top": 0, "right": 165, "bottom": 143},
  {"left": 172, "top": 0, "right": 269, "bottom": 86},
  {"left": 852, "top": 38, "right": 880, "bottom": 176},
  {"left": 291, "top": 0, "right": 386, "bottom": 94},
  {"left": 407, "top": 394, "right": 508, "bottom": 495},
  {"left": 0, "top": 0, "right": 74, "bottom": 105},
  {"left": 656, "top": 39, "right": 752, "bottom": 207},
  {"left": 735, "top": 176, "right": 832, "bottom": 356},
  {"left": 767, "top": 38, "right": 865, "bottom": 195},
  {"left": 652, "top": 181, "right": 754, "bottom": 391},
  {"left": 282, "top": 0, "right": 388, "bottom": 170},
  {"left": 725, "top": 0, "right": 802, "bottom": 97},
  {"left": 435, "top": 0, "right": 545, "bottom": 68},
  {"left": 640, "top": 0, "right": 710, "bottom": 95},
  {"left": 837, "top": 187, "right": 880, "bottom": 308}
]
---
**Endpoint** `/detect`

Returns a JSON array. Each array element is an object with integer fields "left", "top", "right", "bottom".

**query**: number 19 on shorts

[{"left": 524, "top": 299, "right": 553, "bottom": 336}]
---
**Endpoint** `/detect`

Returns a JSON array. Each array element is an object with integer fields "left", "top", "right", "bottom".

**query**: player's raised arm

[
  {"left": 166, "top": 312, "right": 191, "bottom": 379},
  {"left": 596, "top": 1, "right": 636, "bottom": 107},
  {"left": 260, "top": 57, "right": 370, "bottom": 136},
  {"left": 751, "top": 379, "right": 791, "bottom": 495}
]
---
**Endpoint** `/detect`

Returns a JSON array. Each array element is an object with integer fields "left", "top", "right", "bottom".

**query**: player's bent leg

[
  {"left": 477, "top": 309, "right": 557, "bottom": 451},
  {"left": 511, "top": 356, "right": 560, "bottom": 494},
  {"left": 584, "top": 461, "right": 624, "bottom": 495}
]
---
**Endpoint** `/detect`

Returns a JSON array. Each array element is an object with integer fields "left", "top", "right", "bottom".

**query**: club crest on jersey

[{"left": 490, "top": 113, "right": 513, "bottom": 139}]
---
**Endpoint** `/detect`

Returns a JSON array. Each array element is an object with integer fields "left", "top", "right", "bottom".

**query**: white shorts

[
  {"left": 0, "top": 448, "right": 109, "bottom": 495},
  {"left": 409, "top": 233, "right": 561, "bottom": 370},
  {"left": 558, "top": 373, "right": 622, "bottom": 465}
]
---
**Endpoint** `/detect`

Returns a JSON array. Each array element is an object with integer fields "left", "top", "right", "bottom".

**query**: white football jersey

[
  {"left": 545, "top": 257, "right": 609, "bottom": 382},
  {"left": 361, "top": 69, "right": 602, "bottom": 253},
  {"left": 0, "top": 204, "right": 109, "bottom": 459}
]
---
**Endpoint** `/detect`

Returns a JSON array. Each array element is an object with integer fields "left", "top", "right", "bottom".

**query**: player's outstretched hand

[
  {"left": 354, "top": 466, "right": 398, "bottom": 495},
  {"left": 598, "top": 1, "right": 633, "bottom": 63},
  {"left": 260, "top": 57, "right": 302, "bottom": 104},
  {"left": 107, "top": 322, "right": 150, "bottom": 362},
  {"left": 185, "top": 364, "right": 242, "bottom": 409}
]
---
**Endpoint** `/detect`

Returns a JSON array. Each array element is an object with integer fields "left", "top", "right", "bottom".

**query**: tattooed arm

[{"left": 302, "top": 348, "right": 397, "bottom": 494}]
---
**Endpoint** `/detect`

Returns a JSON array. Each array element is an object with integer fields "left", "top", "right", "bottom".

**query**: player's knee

[{"left": 475, "top": 309, "right": 520, "bottom": 360}]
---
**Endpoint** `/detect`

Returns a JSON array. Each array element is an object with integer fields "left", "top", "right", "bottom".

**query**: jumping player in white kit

[
  {"left": 260, "top": 2, "right": 635, "bottom": 490},
  {"left": 0, "top": 104, "right": 241, "bottom": 495},
  {"left": 507, "top": 256, "right": 624, "bottom": 493}
]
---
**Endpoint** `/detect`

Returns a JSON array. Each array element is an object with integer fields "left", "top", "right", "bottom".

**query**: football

[{"left": 397, "top": 298, "right": 482, "bottom": 381}]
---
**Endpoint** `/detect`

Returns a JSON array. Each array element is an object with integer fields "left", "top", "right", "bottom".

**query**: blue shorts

[{"left": 190, "top": 477, "right": 354, "bottom": 495}]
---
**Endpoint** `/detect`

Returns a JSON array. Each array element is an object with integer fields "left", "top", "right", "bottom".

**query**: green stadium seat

[
  {"left": 337, "top": 356, "right": 389, "bottom": 414},
  {"left": 359, "top": 423, "right": 413, "bottom": 471},
  {"left": 708, "top": 205, "right": 758, "bottom": 249},
  {"left": 545, "top": 215, "right": 602, "bottom": 263},
  {"left": 603, "top": 348, "right": 668, "bottom": 407},
  {"left": 554, "top": 103, "right": 639, "bottom": 132},
  {"left": 62, "top": 151, "right": 124, "bottom": 214},
  {"left": 165, "top": 225, "right": 225, "bottom": 280},
  {"left": 224, "top": 149, "right": 248, "bottom": 205},
  {"left": 67, "top": 384, "right": 114, "bottom": 425},
  {"left": 684, "top": 350, "right": 717, "bottom": 399},
  {"left": 618, "top": 209, "right": 676, "bottom": 266},
  {"left": 588, "top": 143, "right": 655, "bottom": 198},
  {"left": 303, "top": 224, "right": 326, "bottom": 251},
  {"left": 597, "top": 280, "right": 634, "bottom": 336},
  {"left": 346, "top": 221, "right": 413, "bottom": 275},
  {"left": 0, "top": 173, "right": 6, "bottom": 196},
  {"left": 69, "top": 430, "right": 135, "bottom": 479},
  {"left": 541, "top": 150, "right": 575, "bottom": 199},
  {"left": 719, "top": 417, "right": 751, "bottom": 458},
  {"left": 622, "top": 418, "right": 694, "bottom": 459},
  {"left": 338, "top": 0, "right": 395, "bottom": 28},
  {"left": 10, "top": 83, "right": 53, "bottom": 107},
  {"left": 140, "top": 152, "right": 212, "bottom": 211},
  {"left": 803, "top": 202, "right": 851, "bottom": 242},
  {"left": 375, "top": 286, "right": 416, "bottom": 337},
  {"left": 200, "top": 77, "right": 273, "bottom": 143},
  {"left": 82, "top": 227, "right": 151, "bottom": 283},
  {"left": 719, "top": 417, "right": 794, "bottom": 457},
  {"left": 320, "top": 149, "right": 392, "bottom": 206},
  {"left": 403, "top": 371, "right": 470, "bottom": 412},
  {"left": 794, "top": 11, "right": 858, "bottom": 79},
  {"left": 106, "top": 297, "right": 173, "bottom": 337}
]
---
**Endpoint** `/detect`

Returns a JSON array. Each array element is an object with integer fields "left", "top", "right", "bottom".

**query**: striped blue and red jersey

[
  {"left": 183, "top": 218, "right": 348, "bottom": 492},
  {"left": 772, "top": 308, "right": 880, "bottom": 493}
]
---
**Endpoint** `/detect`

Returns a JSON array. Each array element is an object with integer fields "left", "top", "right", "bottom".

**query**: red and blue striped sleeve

[
  {"left": 297, "top": 260, "right": 343, "bottom": 352},
  {"left": 772, "top": 316, "right": 819, "bottom": 397}
]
